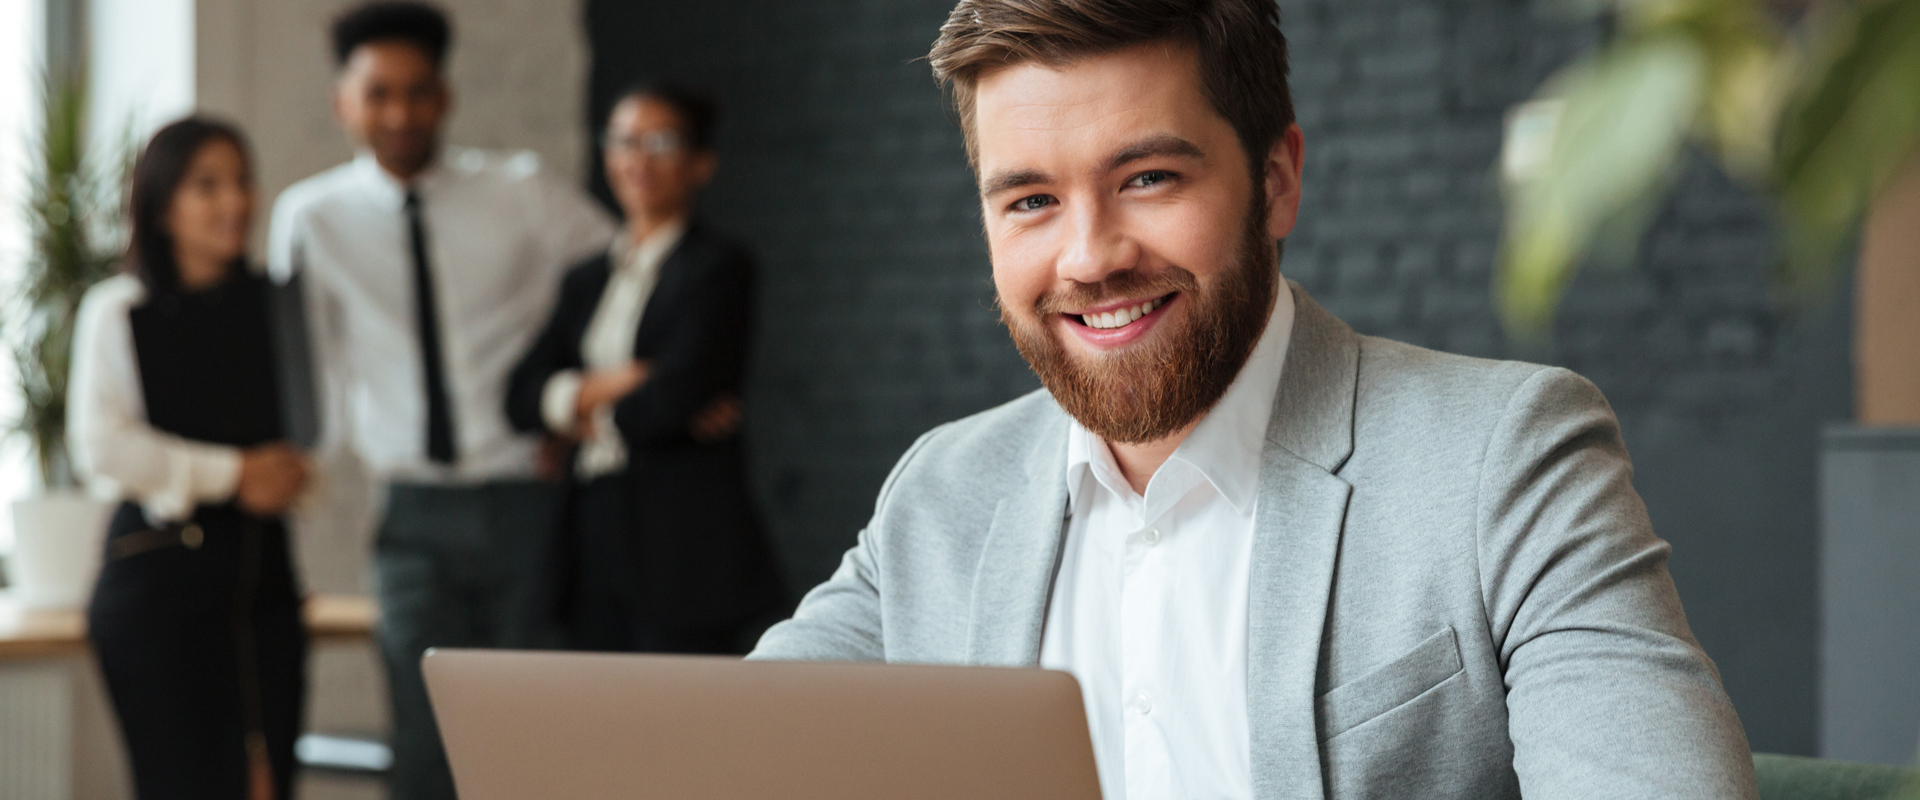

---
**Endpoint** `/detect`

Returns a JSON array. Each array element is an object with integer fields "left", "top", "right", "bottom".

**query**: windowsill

[{"left": 0, "top": 591, "right": 377, "bottom": 660}]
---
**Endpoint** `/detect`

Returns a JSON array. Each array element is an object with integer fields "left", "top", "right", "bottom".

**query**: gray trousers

[{"left": 374, "top": 480, "right": 559, "bottom": 800}]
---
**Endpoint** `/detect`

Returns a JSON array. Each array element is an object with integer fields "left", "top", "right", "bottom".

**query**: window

[
  {"left": 0, "top": 0, "right": 193, "bottom": 554},
  {"left": 0, "top": 0, "right": 43, "bottom": 552}
]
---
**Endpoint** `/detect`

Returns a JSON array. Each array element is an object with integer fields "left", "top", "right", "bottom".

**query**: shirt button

[
  {"left": 1130, "top": 692, "right": 1154, "bottom": 715},
  {"left": 1142, "top": 528, "right": 1162, "bottom": 546}
]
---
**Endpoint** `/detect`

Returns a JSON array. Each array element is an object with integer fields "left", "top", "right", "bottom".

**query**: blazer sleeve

[
  {"left": 747, "top": 523, "right": 887, "bottom": 661},
  {"left": 611, "top": 243, "right": 755, "bottom": 447},
  {"left": 747, "top": 422, "right": 950, "bottom": 662},
  {"left": 1480, "top": 368, "right": 1758, "bottom": 798},
  {"left": 506, "top": 266, "right": 592, "bottom": 435}
]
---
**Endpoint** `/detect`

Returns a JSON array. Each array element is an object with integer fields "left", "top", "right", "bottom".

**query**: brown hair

[{"left": 928, "top": 0, "right": 1294, "bottom": 173}]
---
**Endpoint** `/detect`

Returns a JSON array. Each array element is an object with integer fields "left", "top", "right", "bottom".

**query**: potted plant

[{"left": 4, "top": 73, "right": 126, "bottom": 608}]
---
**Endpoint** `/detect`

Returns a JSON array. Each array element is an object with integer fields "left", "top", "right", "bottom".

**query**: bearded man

[{"left": 749, "top": 1, "right": 1758, "bottom": 798}]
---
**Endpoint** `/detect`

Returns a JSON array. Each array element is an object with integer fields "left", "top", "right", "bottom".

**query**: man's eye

[
  {"left": 1128, "top": 170, "right": 1174, "bottom": 188},
  {"left": 1011, "top": 195, "right": 1055, "bottom": 213}
]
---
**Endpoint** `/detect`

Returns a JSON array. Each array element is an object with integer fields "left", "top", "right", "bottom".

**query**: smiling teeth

[{"left": 1082, "top": 296, "right": 1166, "bottom": 329}]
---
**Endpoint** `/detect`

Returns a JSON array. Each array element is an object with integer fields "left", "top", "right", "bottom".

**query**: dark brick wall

[{"left": 585, "top": 0, "right": 1848, "bottom": 755}]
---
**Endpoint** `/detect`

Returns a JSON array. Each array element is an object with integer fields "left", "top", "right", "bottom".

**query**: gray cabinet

[{"left": 1820, "top": 426, "right": 1920, "bottom": 766}]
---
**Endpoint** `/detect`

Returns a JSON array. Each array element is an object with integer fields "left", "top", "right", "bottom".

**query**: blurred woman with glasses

[
  {"left": 69, "top": 117, "right": 308, "bottom": 800},
  {"left": 507, "top": 83, "right": 783, "bottom": 654}
]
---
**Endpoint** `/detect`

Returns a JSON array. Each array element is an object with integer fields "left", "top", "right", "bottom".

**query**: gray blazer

[{"left": 751, "top": 284, "right": 1758, "bottom": 800}]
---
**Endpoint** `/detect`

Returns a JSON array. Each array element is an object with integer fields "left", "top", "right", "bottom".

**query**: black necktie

[{"left": 405, "top": 190, "right": 458, "bottom": 464}]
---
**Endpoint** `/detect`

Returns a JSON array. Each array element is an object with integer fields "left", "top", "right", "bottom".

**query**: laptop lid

[{"left": 423, "top": 649, "right": 1103, "bottom": 800}]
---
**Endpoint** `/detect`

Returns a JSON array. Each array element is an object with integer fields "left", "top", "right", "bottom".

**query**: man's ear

[
  {"left": 330, "top": 82, "right": 348, "bottom": 129},
  {"left": 1264, "top": 124, "right": 1305, "bottom": 240}
]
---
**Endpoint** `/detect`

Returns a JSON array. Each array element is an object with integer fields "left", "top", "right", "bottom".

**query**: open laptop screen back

[{"left": 423, "top": 649, "right": 1102, "bottom": 800}]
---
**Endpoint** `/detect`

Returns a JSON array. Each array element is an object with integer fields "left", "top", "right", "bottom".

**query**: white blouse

[
  {"left": 538, "top": 219, "right": 686, "bottom": 480},
  {"left": 67, "top": 274, "right": 243, "bottom": 523}
]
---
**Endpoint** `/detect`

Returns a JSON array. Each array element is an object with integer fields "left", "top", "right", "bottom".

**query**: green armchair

[{"left": 1756, "top": 753, "right": 1920, "bottom": 800}]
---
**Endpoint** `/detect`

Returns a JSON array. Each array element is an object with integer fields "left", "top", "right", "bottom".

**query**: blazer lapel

[
  {"left": 965, "top": 408, "right": 1073, "bottom": 666},
  {"left": 569, "top": 256, "right": 613, "bottom": 362},
  {"left": 1248, "top": 283, "right": 1360, "bottom": 800},
  {"left": 630, "top": 224, "right": 702, "bottom": 356}
]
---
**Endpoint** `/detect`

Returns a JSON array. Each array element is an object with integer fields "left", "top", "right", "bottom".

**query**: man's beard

[{"left": 1001, "top": 203, "right": 1281, "bottom": 445}]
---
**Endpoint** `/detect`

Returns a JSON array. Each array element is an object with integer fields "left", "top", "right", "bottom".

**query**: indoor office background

[
  {"left": 0, "top": 0, "right": 1914, "bottom": 796},
  {"left": 592, "top": 0, "right": 1849, "bottom": 756}
]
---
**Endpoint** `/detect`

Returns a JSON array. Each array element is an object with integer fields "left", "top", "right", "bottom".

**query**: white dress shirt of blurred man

[{"left": 264, "top": 4, "right": 614, "bottom": 800}]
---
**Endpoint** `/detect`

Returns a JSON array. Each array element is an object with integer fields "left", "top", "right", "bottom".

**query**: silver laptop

[{"left": 423, "top": 648, "right": 1103, "bottom": 800}]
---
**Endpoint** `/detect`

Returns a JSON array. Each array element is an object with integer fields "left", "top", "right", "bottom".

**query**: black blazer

[{"left": 507, "top": 221, "right": 782, "bottom": 630}]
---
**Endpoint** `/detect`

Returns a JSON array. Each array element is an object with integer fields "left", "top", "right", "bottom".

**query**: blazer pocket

[{"left": 1317, "top": 625, "right": 1463, "bottom": 741}]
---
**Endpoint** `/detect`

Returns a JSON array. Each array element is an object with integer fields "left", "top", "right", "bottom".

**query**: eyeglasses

[{"left": 601, "top": 130, "right": 687, "bottom": 158}]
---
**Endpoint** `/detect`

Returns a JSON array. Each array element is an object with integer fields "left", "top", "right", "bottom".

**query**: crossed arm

[{"left": 507, "top": 253, "right": 754, "bottom": 456}]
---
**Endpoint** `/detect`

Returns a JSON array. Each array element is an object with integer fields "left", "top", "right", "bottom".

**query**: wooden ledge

[{"left": 0, "top": 592, "right": 378, "bottom": 660}]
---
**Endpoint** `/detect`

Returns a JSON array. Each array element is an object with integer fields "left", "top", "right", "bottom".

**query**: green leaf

[
  {"left": 1774, "top": 0, "right": 1920, "bottom": 301},
  {"left": 1680, "top": 1, "right": 1786, "bottom": 179},
  {"left": 4, "top": 70, "right": 129, "bottom": 490},
  {"left": 1499, "top": 33, "right": 1707, "bottom": 336}
]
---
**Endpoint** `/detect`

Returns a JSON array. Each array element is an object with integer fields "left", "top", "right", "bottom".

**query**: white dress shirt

[
  {"left": 1039, "top": 281, "right": 1295, "bottom": 800},
  {"left": 67, "top": 274, "right": 244, "bottom": 522},
  {"left": 268, "top": 147, "right": 616, "bottom": 484},
  {"left": 537, "top": 220, "right": 686, "bottom": 479}
]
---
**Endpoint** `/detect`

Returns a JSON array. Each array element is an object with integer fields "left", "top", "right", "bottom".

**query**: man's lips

[
  {"left": 1055, "top": 292, "right": 1179, "bottom": 349},
  {"left": 1064, "top": 293, "right": 1177, "bottom": 330}
]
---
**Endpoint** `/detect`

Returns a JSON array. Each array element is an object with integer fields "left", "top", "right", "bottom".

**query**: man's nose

[
  {"left": 384, "top": 101, "right": 422, "bottom": 130},
  {"left": 1056, "top": 198, "right": 1137, "bottom": 285},
  {"left": 381, "top": 104, "right": 410, "bottom": 129}
]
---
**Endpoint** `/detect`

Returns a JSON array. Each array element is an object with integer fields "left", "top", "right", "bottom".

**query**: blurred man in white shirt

[{"left": 265, "top": 4, "right": 614, "bottom": 798}]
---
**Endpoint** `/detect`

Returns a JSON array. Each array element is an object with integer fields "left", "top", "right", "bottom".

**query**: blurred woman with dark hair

[
  {"left": 69, "top": 116, "right": 308, "bottom": 800},
  {"left": 507, "top": 83, "right": 783, "bottom": 654}
]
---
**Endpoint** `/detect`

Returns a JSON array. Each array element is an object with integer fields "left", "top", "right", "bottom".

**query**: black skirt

[{"left": 88, "top": 500, "right": 307, "bottom": 800}]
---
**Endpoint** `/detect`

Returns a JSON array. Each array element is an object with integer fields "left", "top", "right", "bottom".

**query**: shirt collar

[
  {"left": 352, "top": 148, "right": 451, "bottom": 209},
  {"left": 609, "top": 218, "right": 689, "bottom": 275},
  {"left": 1065, "top": 279, "right": 1295, "bottom": 516}
]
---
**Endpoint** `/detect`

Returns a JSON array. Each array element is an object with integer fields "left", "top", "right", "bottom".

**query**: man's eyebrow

[
  {"left": 980, "top": 169, "right": 1051, "bottom": 199},
  {"left": 978, "top": 136, "right": 1203, "bottom": 198},
  {"left": 1102, "top": 135, "right": 1205, "bottom": 173}
]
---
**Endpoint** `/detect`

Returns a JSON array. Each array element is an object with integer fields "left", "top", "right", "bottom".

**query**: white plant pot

[{"left": 8, "top": 491, "right": 114, "bottom": 609}]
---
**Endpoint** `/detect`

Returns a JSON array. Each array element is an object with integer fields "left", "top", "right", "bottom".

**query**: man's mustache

[{"left": 1030, "top": 267, "right": 1199, "bottom": 317}]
